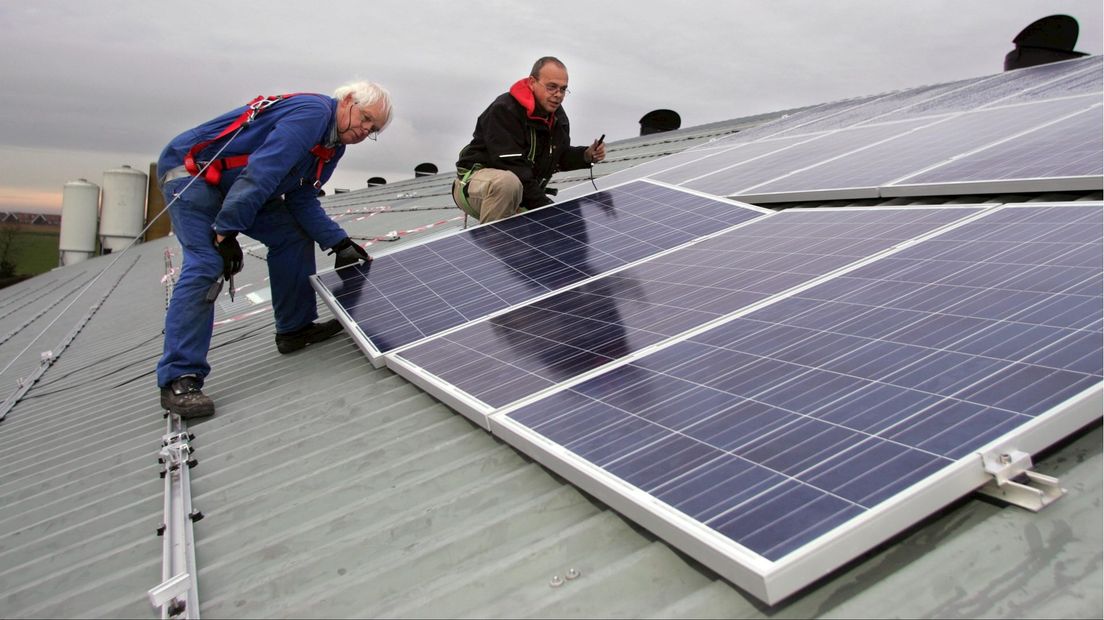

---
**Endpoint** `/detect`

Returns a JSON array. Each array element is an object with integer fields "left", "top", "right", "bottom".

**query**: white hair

[{"left": 333, "top": 81, "right": 393, "bottom": 130}]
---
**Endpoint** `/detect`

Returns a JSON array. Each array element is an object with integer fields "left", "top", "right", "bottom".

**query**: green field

[{"left": 7, "top": 231, "right": 60, "bottom": 276}]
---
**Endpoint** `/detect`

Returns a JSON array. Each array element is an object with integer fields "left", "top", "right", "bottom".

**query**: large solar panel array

[
  {"left": 314, "top": 55, "right": 1104, "bottom": 605},
  {"left": 490, "top": 203, "right": 1102, "bottom": 603},
  {"left": 313, "top": 180, "right": 766, "bottom": 363},
  {"left": 394, "top": 207, "right": 983, "bottom": 413},
  {"left": 557, "top": 56, "right": 1101, "bottom": 203}
]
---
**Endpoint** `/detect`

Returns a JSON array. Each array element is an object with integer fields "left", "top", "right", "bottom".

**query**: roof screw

[
  {"left": 549, "top": 575, "right": 564, "bottom": 588},
  {"left": 565, "top": 567, "right": 580, "bottom": 580},
  {"left": 1000, "top": 453, "right": 1012, "bottom": 464}
]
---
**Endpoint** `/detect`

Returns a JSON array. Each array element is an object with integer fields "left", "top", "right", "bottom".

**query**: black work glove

[
  {"left": 331, "top": 237, "right": 371, "bottom": 270},
  {"left": 214, "top": 232, "right": 243, "bottom": 278}
]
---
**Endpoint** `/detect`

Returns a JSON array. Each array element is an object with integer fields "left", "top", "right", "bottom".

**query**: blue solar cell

[
  {"left": 651, "top": 455, "right": 787, "bottom": 523},
  {"left": 875, "top": 56, "right": 1098, "bottom": 121},
  {"left": 604, "top": 435, "right": 727, "bottom": 492},
  {"left": 398, "top": 207, "right": 982, "bottom": 408},
  {"left": 898, "top": 108, "right": 1102, "bottom": 185},
  {"left": 496, "top": 203, "right": 1101, "bottom": 571},
  {"left": 747, "top": 96, "right": 1099, "bottom": 195},
  {"left": 711, "top": 481, "right": 864, "bottom": 561},
  {"left": 316, "top": 180, "right": 764, "bottom": 355},
  {"left": 802, "top": 439, "right": 947, "bottom": 505},
  {"left": 679, "top": 119, "right": 931, "bottom": 197}
]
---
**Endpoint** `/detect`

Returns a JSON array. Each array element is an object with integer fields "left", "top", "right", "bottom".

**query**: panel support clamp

[{"left": 977, "top": 449, "right": 1064, "bottom": 512}]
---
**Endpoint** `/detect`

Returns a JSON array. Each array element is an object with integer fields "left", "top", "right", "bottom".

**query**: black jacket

[{"left": 456, "top": 78, "right": 589, "bottom": 209}]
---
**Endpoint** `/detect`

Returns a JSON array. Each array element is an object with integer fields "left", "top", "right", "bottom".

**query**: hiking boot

[
  {"left": 160, "top": 376, "right": 215, "bottom": 419},
  {"left": 275, "top": 319, "right": 344, "bottom": 354}
]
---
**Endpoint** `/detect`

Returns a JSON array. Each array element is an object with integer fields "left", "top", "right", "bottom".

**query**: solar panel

[
  {"left": 554, "top": 143, "right": 751, "bottom": 202},
  {"left": 741, "top": 96, "right": 1101, "bottom": 198},
  {"left": 562, "top": 57, "right": 1100, "bottom": 205},
  {"left": 312, "top": 180, "right": 767, "bottom": 364},
  {"left": 673, "top": 119, "right": 932, "bottom": 197},
  {"left": 391, "top": 206, "right": 985, "bottom": 419},
  {"left": 490, "top": 202, "right": 1103, "bottom": 604},
  {"left": 998, "top": 55, "right": 1102, "bottom": 105},
  {"left": 891, "top": 105, "right": 1104, "bottom": 191},
  {"left": 874, "top": 56, "right": 1099, "bottom": 121}
]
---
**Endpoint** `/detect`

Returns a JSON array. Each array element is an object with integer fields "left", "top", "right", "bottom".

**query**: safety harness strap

[
  {"left": 454, "top": 164, "right": 483, "bottom": 219},
  {"left": 182, "top": 93, "right": 333, "bottom": 188}
]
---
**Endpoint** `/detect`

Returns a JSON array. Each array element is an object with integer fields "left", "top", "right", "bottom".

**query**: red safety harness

[{"left": 183, "top": 94, "right": 336, "bottom": 189}]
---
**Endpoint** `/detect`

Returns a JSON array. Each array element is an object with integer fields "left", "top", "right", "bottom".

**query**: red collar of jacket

[{"left": 510, "top": 78, "right": 556, "bottom": 128}]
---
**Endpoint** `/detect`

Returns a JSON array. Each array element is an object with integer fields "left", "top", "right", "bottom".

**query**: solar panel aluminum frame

[
  {"left": 736, "top": 174, "right": 1104, "bottom": 205},
  {"left": 723, "top": 98, "right": 1104, "bottom": 204},
  {"left": 881, "top": 175, "right": 1104, "bottom": 199},
  {"left": 383, "top": 182, "right": 775, "bottom": 429},
  {"left": 309, "top": 223, "right": 464, "bottom": 368},
  {"left": 488, "top": 383, "right": 1102, "bottom": 605},
  {"left": 385, "top": 203, "right": 996, "bottom": 429},
  {"left": 312, "top": 178, "right": 772, "bottom": 369},
  {"left": 479, "top": 201, "right": 1102, "bottom": 604}
]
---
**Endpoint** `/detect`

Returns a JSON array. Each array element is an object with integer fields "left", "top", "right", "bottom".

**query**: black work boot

[
  {"left": 160, "top": 376, "right": 215, "bottom": 419},
  {"left": 275, "top": 319, "right": 344, "bottom": 354}
]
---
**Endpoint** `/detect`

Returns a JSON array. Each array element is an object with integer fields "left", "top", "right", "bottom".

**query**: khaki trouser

[{"left": 452, "top": 168, "right": 524, "bottom": 224}]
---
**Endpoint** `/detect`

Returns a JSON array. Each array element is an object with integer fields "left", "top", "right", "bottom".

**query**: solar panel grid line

[
  {"left": 746, "top": 91, "right": 933, "bottom": 140},
  {"left": 432, "top": 204, "right": 1002, "bottom": 414},
  {"left": 873, "top": 56, "right": 1099, "bottom": 123},
  {"left": 377, "top": 181, "right": 773, "bottom": 356},
  {"left": 487, "top": 385, "right": 1088, "bottom": 605},
  {"left": 732, "top": 120, "right": 946, "bottom": 196},
  {"left": 970, "top": 61, "right": 1104, "bottom": 112},
  {"left": 390, "top": 206, "right": 995, "bottom": 423},
  {"left": 886, "top": 101, "right": 1103, "bottom": 187},
  {"left": 663, "top": 77, "right": 1013, "bottom": 193},
  {"left": 668, "top": 207, "right": 1102, "bottom": 454},
  {"left": 881, "top": 176, "right": 1104, "bottom": 200},
  {"left": 572, "top": 90, "right": 930, "bottom": 198},
  {"left": 539, "top": 308, "right": 1053, "bottom": 491},
  {"left": 598, "top": 74, "right": 1004, "bottom": 197},
  {"left": 730, "top": 212, "right": 1101, "bottom": 430},
  {"left": 314, "top": 179, "right": 770, "bottom": 365},
  {"left": 523, "top": 363, "right": 958, "bottom": 506},
  {"left": 739, "top": 95, "right": 1104, "bottom": 200},
  {"left": 527, "top": 202, "right": 1095, "bottom": 496},
  {"left": 486, "top": 203, "right": 1102, "bottom": 604},
  {"left": 673, "top": 133, "right": 840, "bottom": 187}
]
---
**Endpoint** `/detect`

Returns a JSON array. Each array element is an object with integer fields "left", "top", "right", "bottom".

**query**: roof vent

[
  {"left": 414, "top": 163, "right": 438, "bottom": 178},
  {"left": 639, "top": 109, "right": 681, "bottom": 136},
  {"left": 367, "top": 177, "right": 387, "bottom": 187},
  {"left": 1004, "top": 15, "right": 1088, "bottom": 71}
]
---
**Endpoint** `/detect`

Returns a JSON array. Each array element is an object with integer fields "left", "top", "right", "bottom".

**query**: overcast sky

[{"left": 0, "top": 0, "right": 1100, "bottom": 213}]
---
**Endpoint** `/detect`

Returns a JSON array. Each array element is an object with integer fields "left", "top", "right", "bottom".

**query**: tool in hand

[{"left": 204, "top": 274, "right": 235, "bottom": 303}]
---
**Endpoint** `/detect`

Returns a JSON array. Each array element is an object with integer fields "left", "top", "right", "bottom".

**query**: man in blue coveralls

[{"left": 156, "top": 81, "right": 392, "bottom": 419}]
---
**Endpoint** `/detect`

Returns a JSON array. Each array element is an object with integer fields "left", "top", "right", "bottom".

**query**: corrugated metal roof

[{"left": 0, "top": 61, "right": 1101, "bottom": 618}]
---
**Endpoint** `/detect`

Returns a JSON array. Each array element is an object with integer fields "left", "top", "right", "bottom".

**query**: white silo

[
  {"left": 59, "top": 178, "right": 100, "bottom": 265},
  {"left": 99, "top": 165, "right": 147, "bottom": 253}
]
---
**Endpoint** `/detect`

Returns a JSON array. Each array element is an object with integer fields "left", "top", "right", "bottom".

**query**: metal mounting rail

[
  {"left": 149, "top": 414, "right": 203, "bottom": 619},
  {"left": 0, "top": 257, "right": 138, "bottom": 423}
]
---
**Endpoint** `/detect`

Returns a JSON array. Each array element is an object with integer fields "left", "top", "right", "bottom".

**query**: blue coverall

[{"left": 156, "top": 94, "right": 349, "bottom": 389}]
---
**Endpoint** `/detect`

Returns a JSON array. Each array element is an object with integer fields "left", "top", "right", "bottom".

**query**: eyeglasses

[
  {"left": 539, "top": 81, "right": 570, "bottom": 96},
  {"left": 356, "top": 105, "right": 381, "bottom": 141}
]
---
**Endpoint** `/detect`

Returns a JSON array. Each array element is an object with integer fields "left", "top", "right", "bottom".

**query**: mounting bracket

[{"left": 977, "top": 449, "right": 1064, "bottom": 512}]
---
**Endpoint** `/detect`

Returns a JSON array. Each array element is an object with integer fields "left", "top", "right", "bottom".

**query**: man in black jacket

[{"left": 453, "top": 57, "right": 606, "bottom": 224}]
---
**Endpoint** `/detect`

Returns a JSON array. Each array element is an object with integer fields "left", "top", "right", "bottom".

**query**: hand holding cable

[
  {"left": 585, "top": 134, "right": 606, "bottom": 164},
  {"left": 330, "top": 237, "right": 371, "bottom": 270}
]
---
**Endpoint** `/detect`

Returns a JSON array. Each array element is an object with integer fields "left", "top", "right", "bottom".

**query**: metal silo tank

[
  {"left": 59, "top": 178, "right": 100, "bottom": 265},
  {"left": 99, "top": 164, "right": 148, "bottom": 254}
]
